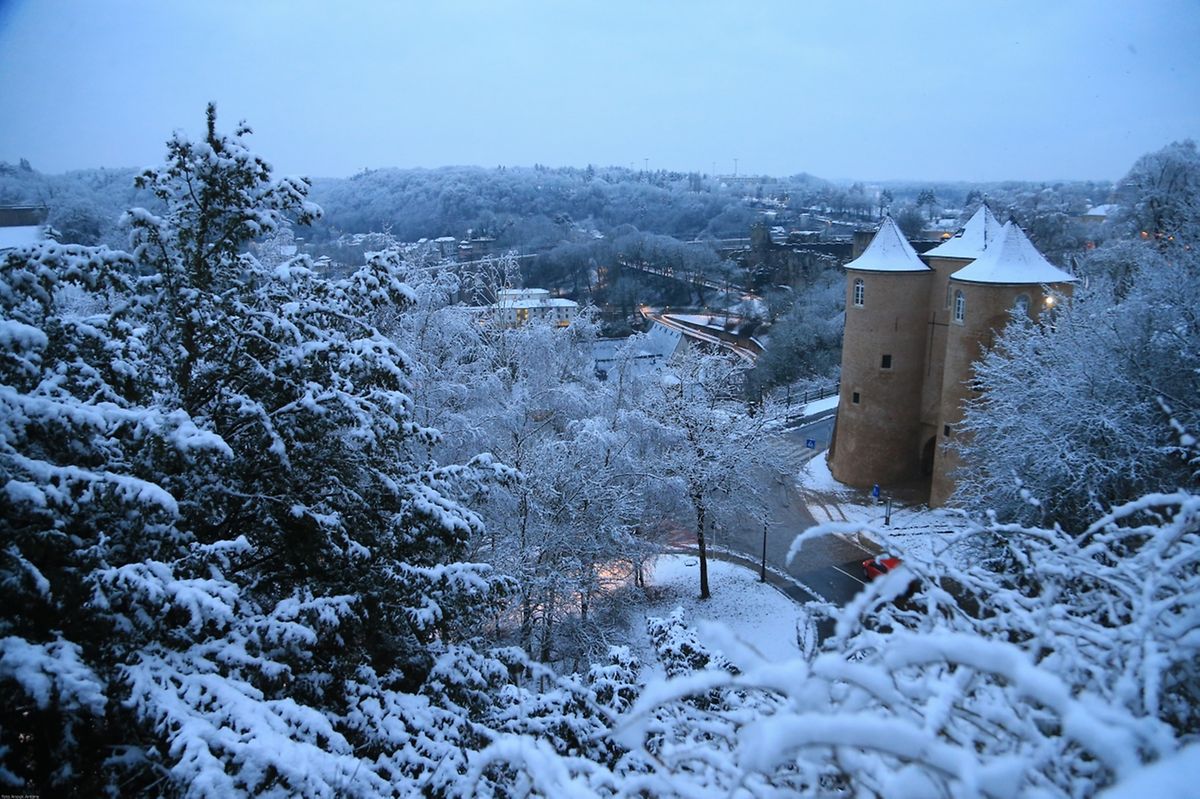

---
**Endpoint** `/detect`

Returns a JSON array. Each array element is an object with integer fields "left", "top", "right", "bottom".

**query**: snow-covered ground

[
  {"left": 797, "top": 455, "right": 975, "bottom": 569},
  {"left": 799, "top": 394, "right": 838, "bottom": 417},
  {"left": 761, "top": 393, "right": 839, "bottom": 433},
  {"left": 632, "top": 554, "right": 804, "bottom": 672}
]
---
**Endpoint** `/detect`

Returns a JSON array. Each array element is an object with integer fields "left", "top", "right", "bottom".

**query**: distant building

[
  {"left": 0, "top": 206, "right": 47, "bottom": 252},
  {"left": 828, "top": 207, "right": 1076, "bottom": 506},
  {"left": 487, "top": 288, "right": 578, "bottom": 328},
  {"left": 593, "top": 321, "right": 689, "bottom": 380},
  {"left": 433, "top": 236, "right": 458, "bottom": 261},
  {"left": 457, "top": 236, "right": 498, "bottom": 261},
  {"left": 1081, "top": 203, "right": 1118, "bottom": 223}
]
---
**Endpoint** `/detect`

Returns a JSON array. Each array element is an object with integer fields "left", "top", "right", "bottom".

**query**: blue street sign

[{"left": 805, "top": 438, "right": 816, "bottom": 449}]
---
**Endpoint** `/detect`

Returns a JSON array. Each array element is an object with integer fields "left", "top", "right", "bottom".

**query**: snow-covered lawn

[
  {"left": 798, "top": 454, "right": 975, "bottom": 570},
  {"left": 632, "top": 554, "right": 804, "bottom": 672}
]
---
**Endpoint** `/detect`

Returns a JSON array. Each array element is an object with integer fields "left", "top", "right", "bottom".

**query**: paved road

[{"left": 714, "top": 412, "right": 880, "bottom": 607}]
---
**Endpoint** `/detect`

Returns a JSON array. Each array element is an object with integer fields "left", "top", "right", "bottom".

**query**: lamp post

[{"left": 760, "top": 519, "right": 768, "bottom": 582}]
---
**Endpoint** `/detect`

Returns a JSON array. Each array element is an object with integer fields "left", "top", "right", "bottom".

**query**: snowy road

[{"left": 717, "top": 413, "right": 878, "bottom": 607}]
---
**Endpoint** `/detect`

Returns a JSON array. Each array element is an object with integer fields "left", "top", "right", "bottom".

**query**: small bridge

[
  {"left": 617, "top": 257, "right": 749, "bottom": 295},
  {"left": 642, "top": 308, "right": 762, "bottom": 362}
]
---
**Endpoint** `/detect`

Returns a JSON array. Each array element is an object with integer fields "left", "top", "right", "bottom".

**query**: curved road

[{"left": 713, "top": 413, "right": 880, "bottom": 607}]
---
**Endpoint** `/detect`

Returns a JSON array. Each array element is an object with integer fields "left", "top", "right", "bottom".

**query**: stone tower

[
  {"left": 828, "top": 216, "right": 931, "bottom": 487},
  {"left": 913, "top": 205, "right": 1004, "bottom": 477},
  {"left": 828, "top": 207, "right": 1075, "bottom": 506},
  {"left": 929, "top": 221, "right": 1076, "bottom": 505}
]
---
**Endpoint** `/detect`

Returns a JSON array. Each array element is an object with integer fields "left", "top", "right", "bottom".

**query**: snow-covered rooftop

[
  {"left": 844, "top": 216, "right": 929, "bottom": 273},
  {"left": 498, "top": 288, "right": 550, "bottom": 299},
  {"left": 645, "top": 321, "right": 684, "bottom": 357},
  {"left": 593, "top": 322, "right": 685, "bottom": 377},
  {"left": 496, "top": 297, "right": 578, "bottom": 310},
  {"left": 924, "top": 205, "right": 1004, "bottom": 260},
  {"left": 0, "top": 225, "right": 43, "bottom": 251},
  {"left": 950, "top": 222, "right": 1076, "bottom": 286},
  {"left": 1084, "top": 203, "right": 1119, "bottom": 217},
  {"left": 491, "top": 288, "right": 577, "bottom": 310}
]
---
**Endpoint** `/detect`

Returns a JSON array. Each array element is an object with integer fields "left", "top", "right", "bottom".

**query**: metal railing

[{"left": 783, "top": 381, "right": 840, "bottom": 422}]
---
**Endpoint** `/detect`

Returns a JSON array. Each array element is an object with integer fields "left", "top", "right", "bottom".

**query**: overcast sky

[{"left": 1, "top": 0, "right": 1197, "bottom": 182}]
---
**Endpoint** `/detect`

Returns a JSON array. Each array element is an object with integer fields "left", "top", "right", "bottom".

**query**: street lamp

[{"left": 760, "top": 519, "right": 768, "bottom": 582}]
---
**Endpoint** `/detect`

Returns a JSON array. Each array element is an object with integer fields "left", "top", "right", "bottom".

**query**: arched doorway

[{"left": 921, "top": 436, "right": 936, "bottom": 476}]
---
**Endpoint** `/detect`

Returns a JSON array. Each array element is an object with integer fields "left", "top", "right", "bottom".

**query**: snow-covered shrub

[{"left": 955, "top": 243, "right": 1199, "bottom": 529}]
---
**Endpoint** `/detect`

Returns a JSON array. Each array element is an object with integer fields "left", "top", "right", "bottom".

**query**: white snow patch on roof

[
  {"left": 950, "top": 222, "right": 1076, "bottom": 286},
  {"left": 1085, "top": 203, "right": 1119, "bottom": 217},
  {"left": 845, "top": 216, "right": 928, "bottom": 273},
  {"left": 924, "top": 205, "right": 1004, "bottom": 260}
]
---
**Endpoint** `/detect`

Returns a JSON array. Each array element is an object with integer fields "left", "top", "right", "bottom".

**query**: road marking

[{"left": 830, "top": 564, "right": 867, "bottom": 586}]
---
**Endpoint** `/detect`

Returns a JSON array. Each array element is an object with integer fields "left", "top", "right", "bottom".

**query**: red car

[{"left": 861, "top": 556, "right": 902, "bottom": 581}]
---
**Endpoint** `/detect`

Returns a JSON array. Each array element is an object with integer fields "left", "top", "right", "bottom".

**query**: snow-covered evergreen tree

[{"left": 1, "top": 105, "right": 510, "bottom": 796}]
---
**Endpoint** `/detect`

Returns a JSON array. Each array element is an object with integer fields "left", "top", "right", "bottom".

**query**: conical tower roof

[
  {"left": 845, "top": 216, "right": 929, "bottom": 273},
  {"left": 950, "top": 222, "right": 1076, "bottom": 285},
  {"left": 925, "top": 204, "right": 1004, "bottom": 260}
]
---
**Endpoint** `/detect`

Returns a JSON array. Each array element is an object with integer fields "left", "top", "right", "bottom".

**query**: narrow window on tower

[
  {"left": 852, "top": 391, "right": 861, "bottom": 404},
  {"left": 953, "top": 289, "right": 966, "bottom": 323},
  {"left": 853, "top": 278, "right": 865, "bottom": 307},
  {"left": 881, "top": 354, "right": 892, "bottom": 369},
  {"left": 943, "top": 424, "right": 951, "bottom": 437}
]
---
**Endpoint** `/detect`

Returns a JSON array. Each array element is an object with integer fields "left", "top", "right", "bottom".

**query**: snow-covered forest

[
  {"left": 0, "top": 144, "right": 1123, "bottom": 405},
  {"left": 2, "top": 106, "right": 1198, "bottom": 797}
]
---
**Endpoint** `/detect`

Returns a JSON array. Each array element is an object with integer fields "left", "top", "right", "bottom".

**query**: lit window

[
  {"left": 853, "top": 278, "right": 864, "bottom": 307},
  {"left": 953, "top": 290, "right": 965, "bottom": 323},
  {"left": 881, "top": 354, "right": 892, "bottom": 369}
]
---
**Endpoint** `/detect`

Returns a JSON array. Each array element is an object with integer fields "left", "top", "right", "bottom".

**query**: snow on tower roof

[
  {"left": 844, "top": 215, "right": 929, "bottom": 273},
  {"left": 924, "top": 204, "right": 1004, "bottom": 260},
  {"left": 950, "top": 222, "right": 1076, "bottom": 286}
]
